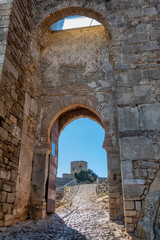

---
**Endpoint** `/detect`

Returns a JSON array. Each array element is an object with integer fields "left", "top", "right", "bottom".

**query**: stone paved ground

[{"left": 0, "top": 184, "right": 132, "bottom": 240}]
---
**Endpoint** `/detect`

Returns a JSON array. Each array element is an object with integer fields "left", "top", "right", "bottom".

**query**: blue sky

[
  {"left": 57, "top": 118, "right": 108, "bottom": 178},
  {"left": 51, "top": 15, "right": 101, "bottom": 31}
]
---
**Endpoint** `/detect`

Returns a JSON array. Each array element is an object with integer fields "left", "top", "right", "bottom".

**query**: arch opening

[
  {"left": 34, "top": 6, "right": 112, "bottom": 49},
  {"left": 51, "top": 15, "right": 102, "bottom": 31},
  {"left": 48, "top": 105, "right": 104, "bottom": 149},
  {"left": 47, "top": 106, "right": 107, "bottom": 214},
  {"left": 57, "top": 117, "right": 107, "bottom": 180}
]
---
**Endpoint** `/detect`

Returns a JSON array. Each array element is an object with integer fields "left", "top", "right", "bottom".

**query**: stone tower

[{"left": 71, "top": 161, "right": 88, "bottom": 174}]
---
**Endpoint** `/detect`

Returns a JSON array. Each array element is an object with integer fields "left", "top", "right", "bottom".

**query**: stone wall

[
  {"left": 62, "top": 174, "right": 73, "bottom": 179},
  {"left": 0, "top": 0, "right": 40, "bottom": 226},
  {"left": 116, "top": 1, "right": 160, "bottom": 231},
  {"left": 56, "top": 177, "right": 74, "bottom": 187},
  {"left": 0, "top": 0, "right": 13, "bottom": 81},
  {"left": 96, "top": 179, "right": 108, "bottom": 195},
  {"left": 0, "top": 0, "right": 160, "bottom": 236}
]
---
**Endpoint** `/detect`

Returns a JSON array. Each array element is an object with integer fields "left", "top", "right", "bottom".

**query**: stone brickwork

[
  {"left": 0, "top": 0, "right": 13, "bottom": 81},
  {"left": 0, "top": 0, "right": 159, "bottom": 238},
  {"left": 96, "top": 179, "right": 108, "bottom": 195},
  {"left": 0, "top": 0, "right": 37, "bottom": 227}
]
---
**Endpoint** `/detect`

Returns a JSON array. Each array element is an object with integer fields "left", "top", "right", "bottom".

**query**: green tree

[{"left": 74, "top": 169, "right": 98, "bottom": 183}]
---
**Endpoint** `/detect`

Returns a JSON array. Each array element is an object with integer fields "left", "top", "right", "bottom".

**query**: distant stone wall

[
  {"left": 56, "top": 178, "right": 74, "bottom": 187},
  {"left": 97, "top": 178, "right": 108, "bottom": 184},
  {"left": 62, "top": 174, "right": 73, "bottom": 179}
]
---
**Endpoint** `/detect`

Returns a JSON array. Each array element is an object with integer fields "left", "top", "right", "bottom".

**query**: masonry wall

[
  {"left": 0, "top": 0, "right": 160, "bottom": 237},
  {"left": 114, "top": 3, "right": 160, "bottom": 236},
  {"left": 0, "top": 0, "right": 40, "bottom": 226},
  {"left": 0, "top": 0, "right": 13, "bottom": 81}
]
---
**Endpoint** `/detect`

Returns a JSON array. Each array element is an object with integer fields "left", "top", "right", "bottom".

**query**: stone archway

[
  {"left": 1, "top": 0, "right": 159, "bottom": 235},
  {"left": 46, "top": 106, "right": 105, "bottom": 215},
  {"left": 31, "top": 12, "right": 123, "bottom": 222},
  {"left": 29, "top": 0, "right": 124, "bottom": 227},
  {"left": 32, "top": 99, "right": 123, "bottom": 221}
]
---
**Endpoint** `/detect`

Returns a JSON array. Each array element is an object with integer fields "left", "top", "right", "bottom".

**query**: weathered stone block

[
  {"left": 123, "top": 179, "right": 145, "bottom": 185},
  {"left": 121, "top": 45, "right": 139, "bottom": 54},
  {"left": 0, "top": 191, "right": 7, "bottom": 202},
  {"left": 139, "top": 104, "right": 160, "bottom": 130},
  {"left": 22, "top": 120, "right": 28, "bottom": 135},
  {"left": 126, "top": 224, "right": 135, "bottom": 232},
  {"left": 10, "top": 114, "right": 17, "bottom": 124},
  {"left": 125, "top": 201, "right": 134, "bottom": 210},
  {"left": 141, "top": 7, "right": 157, "bottom": 17},
  {"left": 21, "top": 133, "right": 34, "bottom": 152},
  {"left": 2, "top": 203, "right": 8, "bottom": 213},
  {"left": 133, "top": 85, "right": 154, "bottom": 100},
  {"left": 118, "top": 107, "right": 139, "bottom": 131},
  {"left": 24, "top": 92, "right": 31, "bottom": 117},
  {"left": 18, "top": 144, "right": 34, "bottom": 180},
  {"left": 148, "top": 172, "right": 155, "bottom": 180},
  {"left": 2, "top": 184, "right": 11, "bottom": 192},
  {"left": 116, "top": 69, "right": 141, "bottom": 87},
  {"left": 10, "top": 89, "right": 17, "bottom": 101},
  {"left": 141, "top": 161, "right": 157, "bottom": 169},
  {"left": 126, "top": 217, "right": 132, "bottom": 223},
  {"left": 30, "top": 98, "right": 38, "bottom": 115},
  {"left": 0, "top": 127, "right": 8, "bottom": 140},
  {"left": 4, "top": 57, "right": 18, "bottom": 80},
  {"left": 117, "top": 92, "right": 134, "bottom": 105},
  {"left": 0, "top": 100, "right": 6, "bottom": 118},
  {"left": 134, "top": 169, "right": 147, "bottom": 178},
  {"left": 8, "top": 145, "right": 14, "bottom": 153},
  {"left": 11, "top": 125, "right": 21, "bottom": 140},
  {"left": 114, "top": 63, "right": 128, "bottom": 71},
  {"left": 7, "top": 193, "right": 15, "bottom": 203},
  {"left": 14, "top": 177, "right": 31, "bottom": 222},
  {"left": 4, "top": 214, "right": 13, "bottom": 226},
  {"left": 120, "top": 137, "right": 153, "bottom": 160},
  {"left": 0, "top": 169, "right": 7, "bottom": 179},
  {"left": 10, "top": 169, "right": 17, "bottom": 182},
  {"left": 125, "top": 210, "right": 137, "bottom": 217},
  {"left": 107, "top": 154, "right": 120, "bottom": 172},
  {"left": 7, "top": 204, "right": 12, "bottom": 214},
  {"left": 140, "top": 41, "right": 159, "bottom": 52},
  {"left": 135, "top": 201, "right": 141, "bottom": 211},
  {"left": 129, "top": 33, "right": 148, "bottom": 44},
  {"left": 0, "top": 220, "right": 4, "bottom": 228},
  {"left": 124, "top": 185, "right": 146, "bottom": 197},
  {"left": 142, "top": 69, "right": 160, "bottom": 81}
]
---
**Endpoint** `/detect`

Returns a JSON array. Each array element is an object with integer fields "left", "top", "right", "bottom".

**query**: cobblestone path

[{"left": 0, "top": 184, "right": 132, "bottom": 240}]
